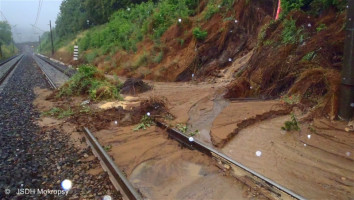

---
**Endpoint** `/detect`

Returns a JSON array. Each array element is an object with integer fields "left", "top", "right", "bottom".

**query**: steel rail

[
  {"left": 36, "top": 60, "right": 142, "bottom": 200},
  {"left": 34, "top": 55, "right": 59, "bottom": 89},
  {"left": 155, "top": 120, "right": 306, "bottom": 200},
  {"left": 0, "top": 55, "right": 18, "bottom": 66},
  {"left": 0, "top": 55, "right": 23, "bottom": 85},
  {"left": 35, "top": 54, "right": 76, "bottom": 77},
  {"left": 83, "top": 128, "right": 143, "bottom": 200}
]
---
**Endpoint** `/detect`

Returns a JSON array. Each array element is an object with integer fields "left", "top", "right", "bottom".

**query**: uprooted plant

[
  {"left": 281, "top": 113, "right": 300, "bottom": 132},
  {"left": 58, "top": 65, "right": 123, "bottom": 101},
  {"left": 133, "top": 114, "right": 155, "bottom": 131}
]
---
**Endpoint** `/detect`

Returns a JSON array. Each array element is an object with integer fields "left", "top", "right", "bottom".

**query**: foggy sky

[{"left": 0, "top": 0, "right": 63, "bottom": 43}]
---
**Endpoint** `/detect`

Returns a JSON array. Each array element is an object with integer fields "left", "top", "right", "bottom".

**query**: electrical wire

[
  {"left": 0, "top": 10, "right": 8, "bottom": 22},
  {"left": 34, "top": 0, "right": 43, "bottom": 26}
]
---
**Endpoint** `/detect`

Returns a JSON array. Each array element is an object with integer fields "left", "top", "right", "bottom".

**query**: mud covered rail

[
  {"left": 83, "top": 128, "right": 143, "bottom": 200},
  {"left": 155, "top": 120, "right": 306, "bottom": 200},
  {"left": 36, "top": 57, "right": 142, "bottom": 200}
]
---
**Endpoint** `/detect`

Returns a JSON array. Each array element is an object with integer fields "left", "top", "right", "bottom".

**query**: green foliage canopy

[{"left": 0, "top": 21, "right": 12, "bottom": 45}]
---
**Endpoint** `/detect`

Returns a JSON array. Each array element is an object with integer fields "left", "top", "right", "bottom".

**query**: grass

[
  {"left": 302, "top": 51, "right": 316, "bottom": 61},
  {"left": 316, "top": 23, "right": 327, "bottom": 32},
  {"left": 282, "top": 18, "right": 301, "bottom": 44},
  {"left": 153, "top": 51, "right": 164, "bottom": 63},
  {"left": 189, "top": 129, "right": 199, "bottom": 136},
  {"left": 103, "top": 144, "right": 112, "bottom": 152},
  {"left": 133, "top": 114, "right": 155, "bottom": 131},
  {"left": 42, "top": 107, "right": 74, "bottom": 119},
  {"left": 58, "top": 65, "right": 122, "bottom": 101},
  {"left": 281, "top": 113, "right": 300, "bottom": 131},
  {"left": 176, "top": 124, "right": 188, "bottom": 133},
  {"left": 193, "top": 27, "right": 208, "bottom": 41},
  {"left": 281, "top": 94, "right": 300, "bottom": 105},
  {"left": 204, "top": 3, "right": 219, "bottom": 20},
  {"left": 263, "top": 40, "right": 274, "bottom": 46}
]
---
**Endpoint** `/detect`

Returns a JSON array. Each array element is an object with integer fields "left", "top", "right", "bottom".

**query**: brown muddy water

[{"left": 94, "top": 126, "right": 266, "bottom": 200}]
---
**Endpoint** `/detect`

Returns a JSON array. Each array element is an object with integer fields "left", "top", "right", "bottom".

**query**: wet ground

[{"left": 33, "top": 55, "right": 354, "bottom": 199}]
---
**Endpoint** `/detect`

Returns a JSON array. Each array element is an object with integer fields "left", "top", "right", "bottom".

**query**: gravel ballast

[{"left": 0, "top": 54, "right": 121, "bottom": 199}]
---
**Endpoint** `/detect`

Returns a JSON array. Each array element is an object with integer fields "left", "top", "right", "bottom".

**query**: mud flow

[{"left": 93, "top": 127, "right": 265, "bottom": 200}]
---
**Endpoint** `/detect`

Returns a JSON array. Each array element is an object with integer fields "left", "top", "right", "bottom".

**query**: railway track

[
  {"left": 36, "top": 56, "right": 306, "bottom": 200},
  {"left": 0, "top": 54, "right": 23, "bottom": 86}
]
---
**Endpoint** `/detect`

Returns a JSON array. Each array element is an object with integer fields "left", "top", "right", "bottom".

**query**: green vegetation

[
  {"left": 134, "top": 114, "right": 155, "bottom": 131},
  {"left": 42, "top": 107, "right": 74, "bottom": 119},
  {"left": 153, "top": 51, "right": 164, "bottom": 63},
  {"left": 204, "top": 3, "right": 220, "bottom": 20},
  {"left": 281, "top": 19, "right": 303, "bottom": 44},
  {"left": 308, "top": 125, "right": 317, "bottom": 134},
  {"left": 316, "top": 23, "right": 327, "bottom": 32},
  {"left": 189, "top": 129, "right": 199, "bottom": 136},
  {"left": 58, "top": 65, "right": 122, "bottom": 100},
  {"left": 193, "top": 27, "right": 208, "bottom": 40},
  {"left": 103, "top": 144, "right": 112, "bottom": 152},
  {"left": 176, "top": 124, "right": 188, "bottom": 133},
  {"left": 263, "top": 40, "right": 274, "bottom": 46},
  {"left": 281, "top": 113, "right": 300, "bottom": 131},
  {"left": 39, "top": 0, "right": 201, "bottom": 57},
  {"left": 302, "top": 51, "right": 316, "bottom": 61},
  {"left": 281, "top": 94, "right": 300, "bottom": 105},
  {"left": 75, "top": 0, "right": 199, "bottom": 54},
  {"left": 0, "top": 21, "right": 16, "bottom": 59},
  {"left": 281, "top": 0, "right": 346, "bottom": 17}
]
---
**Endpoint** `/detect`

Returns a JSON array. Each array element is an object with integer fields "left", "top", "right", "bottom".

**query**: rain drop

[
  {"left": 307, "top": 23, "right": 312, "bottom": 27},
  {"left": 103, "top": 195, "right": 112, "bottom": 200},
  {"left": 147, "top": 112, "right": 151, "bottom": 116},
  {"left": 307, "top": 135, "right": 311, "bottom": 139},
  {"left": 189, "top": 137, "right": 194, "bottom": 142},
  {"left": 304, "top": 144, "right": 307, "bottom": 147},
  {"left": 350, "top": 103, "right": 354, "bottom": 108},
  {"left": 178, "top": 18, "right": 182, "bottom": 23},
  {"left": 228, "top": 58, "right": 232, "bottom": 62},
  {"left": 256, "top": 151, "right": 262, "bottom": 157},
  {"left": 61, "top": 179, "right": 73, "bottom": 191},
  {"left": 114, "top": 121, "right": 118, "bottom": 125},
  {"left": 234, "top": 20, "right": 238, "bottom": 23},
  {"left": 192, "top": 73, "right": 195, "bottom": 78}
]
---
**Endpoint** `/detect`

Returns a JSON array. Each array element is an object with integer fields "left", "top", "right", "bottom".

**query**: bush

[
  {"left": 193, "top": 27, "right": 208, "bottom": 41},
  {"left": 204, "top": 3, "right": 219, "bottom": 20},
  {"left": 42, "top": 107, "right": 74, "bottom": 119},
  {"left": 316, "top": 23, "right": 327, "bottom": 32},
  {"left": 153, "top": 51, "right": 164, "bottom": 63},
  {"left": 58, "top": 65, "right": 122, "bottom": 100},
  {"left": 281, "top": 18, "right": 303, "bottom": 44},
  {"left": 281, "top": 113, "right": 300, "bottom": 131}
]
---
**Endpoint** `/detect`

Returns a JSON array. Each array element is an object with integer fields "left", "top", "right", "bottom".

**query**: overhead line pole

[
  {"left": 49, "top": 20, "right": 54, "bottom": 56},
  {"left": 38, "top": 36, "right": 41, "bottom": 52},
  {"left": 338, "top": 1, "right": 354, "bottom": 120},
  {"left": 0, "top": 42, "right": 2, "bottom": 59}
]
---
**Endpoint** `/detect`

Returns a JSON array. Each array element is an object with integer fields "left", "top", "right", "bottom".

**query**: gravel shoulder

[{"left": 0, "top": 53, "right": 121, "bottom": 199}]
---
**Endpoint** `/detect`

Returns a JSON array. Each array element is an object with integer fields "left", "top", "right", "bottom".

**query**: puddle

[
  {"left": 129, "top": 159, "right": 249, "bottom": 200},
  {"left": 187, "top": 94, "right": 229, "bottom": 145}
]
